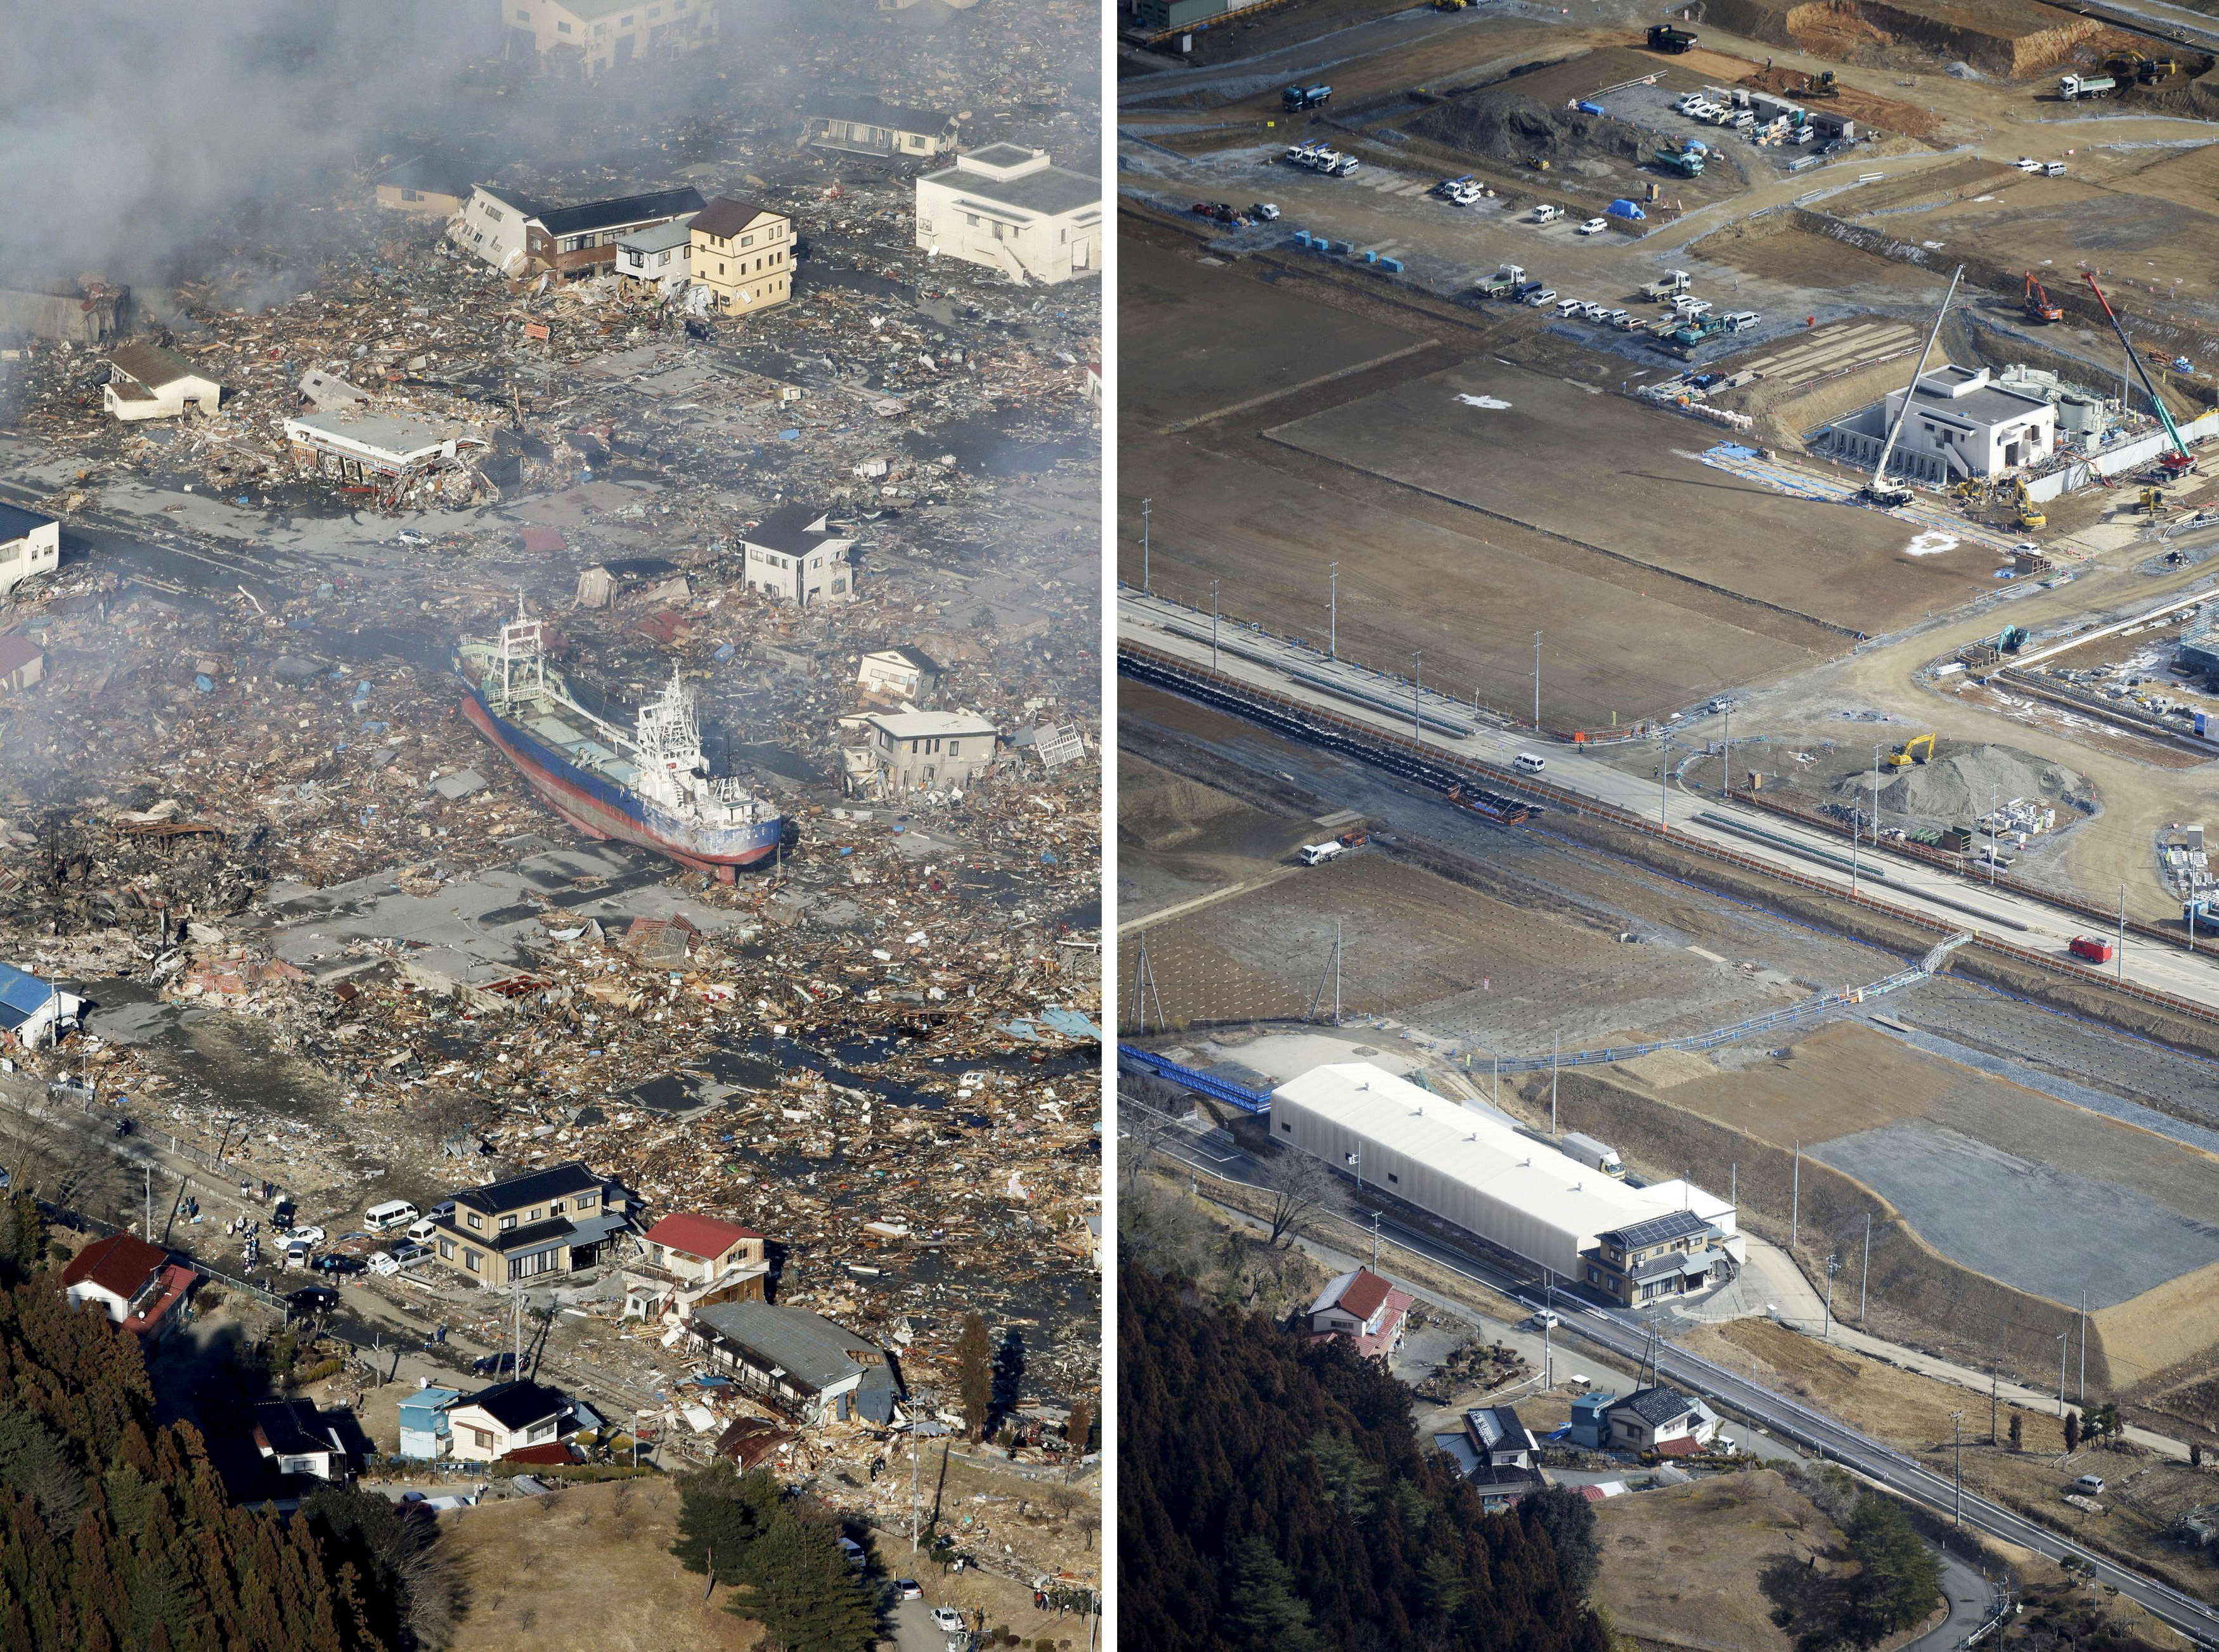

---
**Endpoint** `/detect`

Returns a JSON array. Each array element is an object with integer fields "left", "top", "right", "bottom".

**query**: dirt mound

[
  {"left": 1736, "top": 63, "right": 1942, "bottom": 137},
  {"left": 1827, "top": 740, "right": 2091, "bottom": 825},
  {"left": 1406, "top": 95, "right": 1742, "bottom": 196},
  {"left": 1703, "top": 0, "right": 2101, "bottom": 77}
]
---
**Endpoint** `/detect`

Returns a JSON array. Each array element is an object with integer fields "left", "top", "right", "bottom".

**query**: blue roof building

[{"left": 0, "top": 964, "right": 79, "bottom": 1048}]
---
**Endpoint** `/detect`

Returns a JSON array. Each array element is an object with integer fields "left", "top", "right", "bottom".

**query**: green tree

[
  {"left": 1841, "top": 1496, "right": 1941, "bottom": 1644},
  {"left": 671, "top": 1462, "right": 782, "bottom": 1584},
  {"left": 1064, "top": 1397, "right": 1093, "bottom": 1456},
  {"left": 1222, "top": 1534, "right": 1319, "bottom": 1652},
  {"left": 734, "top": 1508, "right": 879, "bottom": 1652},
  {"left": 2008, "top": 1412, "right": 2023, "bottom": 1452},
  {"left": 2064, "top": 1410, "right": 2081, "bottom": 1452},
  {"left": 1300, "top": 1430, "right": 1381, "bottom": 1520},
  {"left": 1523, "top": 1485, "right": 1602, "bottom": 1602},
  {"left": 955, "top": 1313, "right": 993, "bottom": 1443}
]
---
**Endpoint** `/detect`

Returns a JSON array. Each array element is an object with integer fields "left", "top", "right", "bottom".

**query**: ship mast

[
  {"left": 491, "top": 594, "right": 547, "bottom": 712},
  {"left": 631, "top": 666, "right": 706, "bottom": 811}
]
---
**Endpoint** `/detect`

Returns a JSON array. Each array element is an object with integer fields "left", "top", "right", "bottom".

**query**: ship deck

[{"left": 515, "top": 702, "right": 639, "bottom": 788}]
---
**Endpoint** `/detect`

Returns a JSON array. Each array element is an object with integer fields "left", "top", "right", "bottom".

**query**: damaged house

[
  {"left": 685, "top": 1301, "right": 903, "bottom": 1427},
  {"left": 0, "top": 280, "right": 128, "bottom": 345},
  {"left": 803, "top": 98, "right": 960, "bottom": 160},
  {"left": 508, "top": 0, "right": 722, "bottom": 77},
  {"left": 737, "top": 504, "right": 855, "bottom": 605},
  {"left": 0, "top": 503, "right": 60, "bottom": 596},
  {"left": 450, "top": 184, "right": 703, "bottom": 280},
  {"left": 857, "top": 645, "right": 946, "bottom": 706},
  {"left": 915, "top": 145, "right": 1100, "bottom": 286},
  {"left": 689, "top": 197, "right": 794, "bottom": 318},
  {"left": 614, "top": 219, "right": 693, "bottom": 295},
  {"left": 281, "top": 409, "right": 491, "bottom": 492},
  {"left": 864, "top": 709, "right": 999, "bottom": 794},
  {"left": 0, "top": 960, "right": 80, "bottom": 1048},
  {"left": 373, "top": 155, "right": 474, "bottom": 217},
  {"left": 623, "top": 1212, "right": 769, "bottom": 1320},
  {"left": 102, "top": 342, "right": 223, "bottom": 422}
]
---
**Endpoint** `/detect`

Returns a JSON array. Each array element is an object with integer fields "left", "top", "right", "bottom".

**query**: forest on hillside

[{"left": 1119, "top": 1263, "right": 1612, "bottom": 1652}]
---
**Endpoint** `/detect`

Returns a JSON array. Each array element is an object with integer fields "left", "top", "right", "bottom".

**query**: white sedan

[{"left": 1576, "top": 217, "right": 1609, "bottom": 236}]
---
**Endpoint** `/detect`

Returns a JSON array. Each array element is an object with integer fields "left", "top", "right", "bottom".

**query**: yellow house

[{"left": 689, "top": 197, "right": 792, "bottom": 319}]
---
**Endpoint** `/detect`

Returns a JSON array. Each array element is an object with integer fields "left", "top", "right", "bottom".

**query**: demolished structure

[{"left": 102, "top": 342, "right": 222, "bottom": 422}]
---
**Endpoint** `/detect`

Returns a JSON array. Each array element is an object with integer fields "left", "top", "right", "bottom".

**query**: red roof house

[
  {"left": 61, "top": 1234, "right": 197, "bottom": 1339},
  {"left": 626, "top": 1214, "right": 770, "bottom": 1322},
  {"left": 1304, "top": 1267, "right": 1414, "bottom": 1360}
]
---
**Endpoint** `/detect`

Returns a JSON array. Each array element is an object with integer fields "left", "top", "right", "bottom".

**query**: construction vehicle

[
  {"left": 1887, "top": 732, "right": 1937, "bottom": 768},
  {"left": 1433, "top": 0, "right": 1472, "bottom": 9},
  {"left": 2057, "top": 73, "right": 2115, "bottom": 100},
  {"left": 1480, "top": 264, "right": 1527, "bottom": 297},
  {"left": 2008, "top": 476, "right": 2045, "bottom": 531},
  {"left": 1646, "top": 22, "right": 1698, "bottom": 51},
  {"left": 2069, "top": 935, "right": 2116, "bottom": 964},
  {"left": 2140, "top": 485, "right": 2167, "bottom": 512},
  {"left": 1283, "top": 84, "right": 1333, "bottom": 112},
  {"left": 1298, "top": 839, "right": 1349, "bottom": 865},
  {"left": 1640, "top": 269, "right": 1692, "bottom": 300},
  {"left": 2185, "top": 897, "right": 2219, "bottom": 927},
  {"left": 1865, "top": 264, "right": 1963, "bottom": 507},
  {"left": 2024, "top": 272, "right": 2064, "bottom": 323},
  {"left": 1666, "top": 313, "right": 1730, "bottom": 351},
  {"left": 2086, "top": 273, "right": 2197, "bottom": 477},
  {"left": 1653, "top": 141, "right": 1706, "bottom": 177},
  {"left": 1799, "top": 69, "right": 1841, "bottom": 97}
]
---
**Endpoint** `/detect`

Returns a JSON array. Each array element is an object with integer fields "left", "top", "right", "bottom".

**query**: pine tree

[
  {"left": 734, "top": 1509, "right": 879, "bottom": 1652},
  {"left": 2065, "top": 1410, "right": 2081, "bottom": 1452},
  {"left": 1064, "top": 1397, "right": 1093, "bottom": 1456},
  {"left": 955, "top": 1313, "right": 993, "bottom": 1443},
  {"left": 2008, "top": 1412, "right": 2023, "bottom": 1452},
  {"left": 2193, "top": 1440, "right": 2204, "bottom": 1469},
  {"left": 1222, "top": 1535, "right": 1320, "bottom": 1652},
  {"left": 1842, "top": 1495, "right": 1942, "bottom": 1642},
  {"left": 671, "top": 1462, "right": 782, "bottom": 1583}
]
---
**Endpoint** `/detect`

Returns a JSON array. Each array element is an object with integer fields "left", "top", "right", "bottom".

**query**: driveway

[{"left": 890, "top": 1599, "right": 963, "bottom": 1652}]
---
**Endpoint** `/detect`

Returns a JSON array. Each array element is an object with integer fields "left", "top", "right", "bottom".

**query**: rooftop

[
  {"left": 642, "top": 1212, "right": 762, "bottom": 1260},
  {"left": 459, "top": 1379, "right": 569, "bottom": 1431},
  {"left": 616, "top": 219, "right": 694, "bottom": 255},
  {"left": 692, "top": 197, "right": 781, "bottom": 240},
  {"left": 690, "top": 1302, "right": 889, "bottom": 1396},
  {"left": 283, "top": 410, "right": 481, "bottom": 462},
  {"left": 1613, "top": 1386, "right": 1702, "bottom": 1428},
  {"left": 742, "top": 503, "right": 838, "bottom": 553},
  {"left": 867, "top": 710, "right": 998, "bottom": 739},
  {"left": 808, "top": 96, "right": 955, "bottom": 134},
  {"left": 0, "top": 503, "right": 56, "bottom": 543},
  {"left": 536, "top": 187, "right": 704, "bottom": 240},
  {"left": 451, "top": 1159, "right": 608, "bottom": 1215},
  {"left": 924, "top": 150, "right": 1100, "bottom": 219},
  {"left": 1309, "top": 1266, "right": 1394, "bottom": 1323},
  {"left": 61, "top": 1232, "right": 167, "bottom": 1300},
  {"left": 252, "top": 1398, "right": 343, "bottom": 1460},
  {"left": 865, "top": 645, "right": 945, "bottom": 674},
  {"left": 109, "top": 342, "right": 210, "bottom": 392},
  {"left": 1595, "top": 1210, "right": 1716, "bottom": 1251},
  {"left": 377, "top": 155, "right": 476, "bottom": 197}
]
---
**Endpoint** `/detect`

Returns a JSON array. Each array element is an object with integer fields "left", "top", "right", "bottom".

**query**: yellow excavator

[
  {"left": 1888, "top": 733, "right": 1937, "bottom": 768},
  {"left": 2007, "top": 475, "right": 2045, "bottom": 531}
]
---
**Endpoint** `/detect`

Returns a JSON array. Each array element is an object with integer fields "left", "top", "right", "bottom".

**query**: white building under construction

[{"left": 1270, "top": 1063, "right": 1742, "bottom": 1306}]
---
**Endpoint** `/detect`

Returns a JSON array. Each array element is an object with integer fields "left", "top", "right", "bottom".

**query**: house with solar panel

[
  {"left": 0, "top": 962, "right": 81, "bottom": 1049},
  {"left": 1581, "top": 1210, "right": 1731, "bottom": 1308}
]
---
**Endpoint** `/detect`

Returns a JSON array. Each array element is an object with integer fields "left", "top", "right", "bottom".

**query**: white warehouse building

[{"left": 1271, "top": 1064, "right": 1742, "bottom": 1303}]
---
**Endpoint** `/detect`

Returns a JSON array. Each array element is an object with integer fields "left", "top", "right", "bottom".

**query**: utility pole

[
  {"left": 1721, "top": 694, "right": 1731, "bottom": 795},
  {"left": 2078, "top": 1293, "right": 2086, "bottom": 1404},
  {"left": 1991, "top": 1369, "right": 2000, "bottom": 1446},
  {"left": 143, "top": 1165, "right": 152, "bottom": 1239},
  {"left": 2116, "top": 883, "right": 2126, "bottom": 983},
  {"left": 1660, "top": 733, "right": 1671, "bottom": 831},
  {"left": 1210, "top": 578, "right": 1220, "bottom": 673},
  {"left": 1730, "top": 1161, "right": 1737, "bottom": 1211},
  {"left": 1824, "top": 1255, "right": 1839, "bottom": 1341},
  {"left": 1371, "top": 1211, "right": 1381, "bottom": 1268},
  {"left": 1141, "top": 497, "right": 1151, "bottom": 593},
  {"left": 1549, "top": 1036, "right": 1559, "bottom": 1134},
  {"left": 1849, "top": 773, "right": 1860, "bottom": 895},
  {"left": 2057, "top": 1333, "right": 2068, "bottom": 1417},
  {"left": 1951, "top": 1410, "right": 1966, "bottom": 1526},
  {"left": 1327, "top": 560, "right": 1338, "bottom": 659},
  {"left": 1412, "top": 650, "right": 1423, "bottom": 740},
  {"left": 1860, "top": 1211, "right": 1872, "bottom": 1319},
  {"left": 1871, "top": 744, "right": 1882, "bottom": 856},
  {"left": 910, "top": 1419, "right": 924, "bottom": 1552},
  {"left": 1791, "top": 1140, "right": 1800, "bottom": 1250},
  {"left": 1533, "top": 631, "right": 1542, "bottom": 733}
]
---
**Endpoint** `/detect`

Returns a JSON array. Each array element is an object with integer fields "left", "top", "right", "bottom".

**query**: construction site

[
  {"left": 0, "top": 0, "right": 1101, "bottom": 1623},
  {"left": 1121, "top": 0, "right": 2219, "bottom": 1610}
]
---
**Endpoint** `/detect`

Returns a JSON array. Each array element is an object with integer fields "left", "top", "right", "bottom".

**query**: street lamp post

[
  {"left": 1328, "top": 561, "right": 1338, "bottom": 659},
  {"left": 1210, "top": 578, "right": 1220, "bottom": 673},
  {"left": 1141, "top": 497, "right": 1151, "bottom": 592},
  {"left": 1412, "top": 650, "right": 1423, "bottom": 740}
]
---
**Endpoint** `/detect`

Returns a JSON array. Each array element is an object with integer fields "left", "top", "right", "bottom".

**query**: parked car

[
  {"left": 1522, "top": 288, "right": 1558, "bottom": 307},
  {"left": 836, "top": 1536, "right": 867, "bottom": 1570},
  {"left": 285, "top": 1286, "right": 340, "bottom": 1318},
  {"left": 1250, "top": 202, "right": 1280, "bottom": 221},
  {"left": 1576, "top": 217, "right": 1608, "bottom": 235},
  {"left": 387, "top": 1241, "right": 431, "bottom": 1267},
  {"left": 366, "top": 1253, "right": 399, "bottom": 1276},
  {"left": 896, "top": 1579, "right": 924, "bottom": 1601},
  {"left": 930, "top": 1608, "right": 968, "bottom": 1636},
  {"left": 282, "top": 1225, "right": 327, "bottom": 1246},
  {"left": 472, "top": 1352, "right": 521, "bottom": 1377},
  {"left": 312, "top": 1253, "right": 365, "bottom": 1277}
]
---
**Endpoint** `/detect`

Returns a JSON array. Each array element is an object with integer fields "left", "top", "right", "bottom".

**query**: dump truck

[
  {"left": 1298, "top": 840, "right": 1348, "bottom": 865},
  {"left": 2069, "top": 935, "right": 2115, "bottom": 964},
  {"left": 1283, "top": 84, "right": 1332, "bottom": 111},
  {"left": 2058, "top": 73, "right": 2114, "bottom": 100},
  {"left": 1640, "top": 269, "right": 1692, "bottom": 300},
  {"left": 1646, "top": 23, "right": 1698, "bottom": 51},
  {"left": 1480, "top": 264, "right": 1527, "bottom": 297},
  {"left": 1653, "top": 143, "right": 1705, "bottom": 177}
]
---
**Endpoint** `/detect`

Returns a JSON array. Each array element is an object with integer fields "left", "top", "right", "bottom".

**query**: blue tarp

[{"left": 1606, "top": 198, "right": 1646, "bottom": 219}]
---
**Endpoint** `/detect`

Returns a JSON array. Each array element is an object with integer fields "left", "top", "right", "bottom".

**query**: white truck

[
  {"left": 1532, "top": 203, "right": 1563, "bottom": 224},
  {"left": 1641, "top": 269, "right": 1691, "bottom": 300},
  {"left": 1298, "top": 841, "right": 1349, "bottom": 865},
  {"left": 1560, "top": 1132, "right": 1626, "bottom": 1177}
]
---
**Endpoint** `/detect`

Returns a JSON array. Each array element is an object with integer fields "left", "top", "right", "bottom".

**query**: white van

[
  {"left": 2073, "top": 1473, "right": 2105, "bottom": 1494},
  {"left": 405, "top": 1216, "right": 441, "bottom": 1246},
  {"left": 1514, "top": 752, "right": 1548, "bottom": 774},
  {"left": 365, "top": 1199, "right": 419, "bottom": 1233},
  {"left": 1722, "top": 311, "right": 1760, "bottom": 332}
]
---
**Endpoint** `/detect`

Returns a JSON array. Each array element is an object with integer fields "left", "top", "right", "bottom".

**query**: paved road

[
  {"left": 1911, "top": 1551, "right": 2002, "bottom": 1652},
  {"left": 1121, "top": 591, "right": 2219, "bottom": 1014},
  {"left": 1145, "top": 1125, "right": 2219, "bottom": 1644}
]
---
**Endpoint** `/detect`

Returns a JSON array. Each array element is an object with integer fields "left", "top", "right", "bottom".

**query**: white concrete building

[
  {"left": 614, "top": 218, "right": 692, "bottom": 293},
  {"left": 1882, "top": 364, "right": 2057, "bottom": 478},
  {"left": 915, "top": 145, "right": 1100, "bottom": 285},
  {"left": 103, "top": 342, "right": 223, "bottom": 422},
  {"left": 1269, "top": 1063, "right": 1741, "bottom": 1283},
  {"left": 864, "top": 710, "right": 999, "bottom": 792},
  {"left": 450, "top": 185, "right": 541, "bottom": 275},
  {"left": 281, "top": 411, "right": 490, "bottom": 484},
  {"left": 0, "top": 504, "right": 60, "bottom": 595},
  {"left": 857, "top": 645, "right": 946, "bottom": 704}
]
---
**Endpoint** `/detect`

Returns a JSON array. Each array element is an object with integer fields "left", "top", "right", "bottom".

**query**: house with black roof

[
  {"left": 374, "top": 155, "right": 476, "bottom": 217},
  {"left": 1603, "top": 1386, "right": 1723, "bottom": 1455},
  {"left": 1458, "top": 1403, "right": 1546, "bottom": 1510},
  {"left": 1581, "top": 1208, "right": 1727, "bottom": 1307},
  {"left": 737, "top": 504, "right": 856, "bottom": 606},
  {"left": 429, "top": 1159, "right": 633, "bottom": 1287},
  {"left": 914, "top": 145, "right": 1099, "bottom": 285},
  {"left": 803, "top": 98, "right": 959, "bottom": 160},
  {"left": 249, "top": 1398, "right": 352, "bottom": 1482},
  {"left": 447, "top": 1380, "right": 573, "bottom": 1462}
]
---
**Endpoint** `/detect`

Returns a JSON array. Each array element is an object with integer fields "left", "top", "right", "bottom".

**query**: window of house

[
  {"left": 548, "top": 1199, "right": 565, "bottom": 1215},
  {"left": 466, "top": 1212, "right": 484, "bottom": 1230},
  {"left": 1281, "top": 1122, "right": 1293, "bottom": 1133},
  {"left": 529, "top": 1207, "right": 543, "bottom": 1221},
  {"left": 438, "top": 1237, "right": 455, "bottom": 1258},
  {"left": 1387, "top": 1171, "right": 1400, "bottom": 1184},
  {"left": 621, "top": 12, "right": 635, "bottom": 22},
  {"left": 557, "top": 18, "right": 570, "bottom": 29},
  {"left": 464, "top": 1249, "right": 481, "bottom": 1272},
  {"left": 401, "top": 189, "right": 422, "bottom": 202},
  {"left": 470, "top": 1428, "right": 493, "bottom": 1451},
  {"left": 947, "top": 740, "right": 960, "bottom": 756},
  {"left": 517, "top": 6, "right": 529, "bottom": 16},
  {"left": 500, "top": 1215, "right": 518, "bottom": 1232}
]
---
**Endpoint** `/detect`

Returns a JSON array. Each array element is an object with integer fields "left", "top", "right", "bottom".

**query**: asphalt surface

[
  {"left": 1147, "top": 1123, "right": 2219, "bottom": 1645},
  {"left": 1121, "top": 591, "right": 2219, "bottom": 1013}
]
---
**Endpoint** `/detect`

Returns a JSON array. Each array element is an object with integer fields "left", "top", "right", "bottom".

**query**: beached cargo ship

[{"left": 455, "top": 607, "right": 783, "bottom": 876}]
